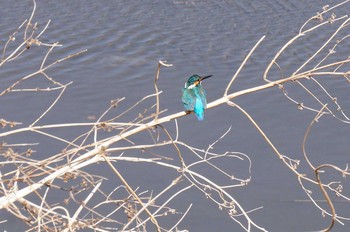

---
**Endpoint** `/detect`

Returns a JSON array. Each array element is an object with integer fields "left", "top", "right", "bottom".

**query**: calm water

[{"left": 1, "top": 0, "right": 350, "bottom": 231}]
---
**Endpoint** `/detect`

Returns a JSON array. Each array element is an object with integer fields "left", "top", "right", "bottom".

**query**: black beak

[{"left": 200, "top": 75, "right": 212, "bottom": 81}]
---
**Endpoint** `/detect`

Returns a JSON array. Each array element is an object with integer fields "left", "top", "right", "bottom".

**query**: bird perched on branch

[{"left": 182, "top": 74, "right": 212, "bottom": 121}]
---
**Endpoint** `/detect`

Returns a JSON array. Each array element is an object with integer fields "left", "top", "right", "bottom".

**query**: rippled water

[{"left": 1, "top": 0, "right": 350, "bottom": 231}]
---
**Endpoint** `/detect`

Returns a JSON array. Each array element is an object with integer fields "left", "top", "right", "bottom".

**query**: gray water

[{"left": 1, "top": 0, "right": 350, "bottom": 231}]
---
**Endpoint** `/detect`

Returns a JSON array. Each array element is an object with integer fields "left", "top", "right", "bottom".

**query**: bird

[{"left": 182, "top": 74, "right": 212, "bottom": 120}]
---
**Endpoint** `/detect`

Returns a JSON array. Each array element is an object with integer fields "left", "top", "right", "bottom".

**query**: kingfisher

[{"left": 182, "top": 74, "right": 212, "bottom": 121}]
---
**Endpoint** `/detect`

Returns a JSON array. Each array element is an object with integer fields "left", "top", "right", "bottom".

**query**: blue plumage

[{"left": 182, "top": 74, "right": 212, "bottom": 120}]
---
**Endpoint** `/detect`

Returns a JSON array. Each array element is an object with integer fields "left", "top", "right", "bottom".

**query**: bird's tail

[{"left": 194, "top": 100, "right": 205, "bottom": 121}]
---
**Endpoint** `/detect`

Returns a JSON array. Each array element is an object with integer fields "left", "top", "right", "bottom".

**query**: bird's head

[{"left": 185, "top": 74, "right": 212, "bottom": 89}]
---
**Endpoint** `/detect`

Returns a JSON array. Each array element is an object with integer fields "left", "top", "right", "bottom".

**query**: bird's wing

[
  {"left": 197, "top": 87, "right": 207, "bottom": 109},
  {"left": 193, "top": 87, "right": 206, "bottom": 120},
  {"left": 182, "top": 88, "right": 196, "bottom": 111}
]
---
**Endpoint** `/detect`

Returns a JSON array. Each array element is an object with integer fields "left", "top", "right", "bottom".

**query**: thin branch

[
  {"left": 101, "top": 155, "right": 161, "bottom": 232},
  {"left": 302, "top": 104, "right": 328, "bottom": 170},
  {"left": 224, "top": 35, "right": 265, "bottom": 95},
  {"left": 153, "top": 60, "right": 172, "bottom": 121}
]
